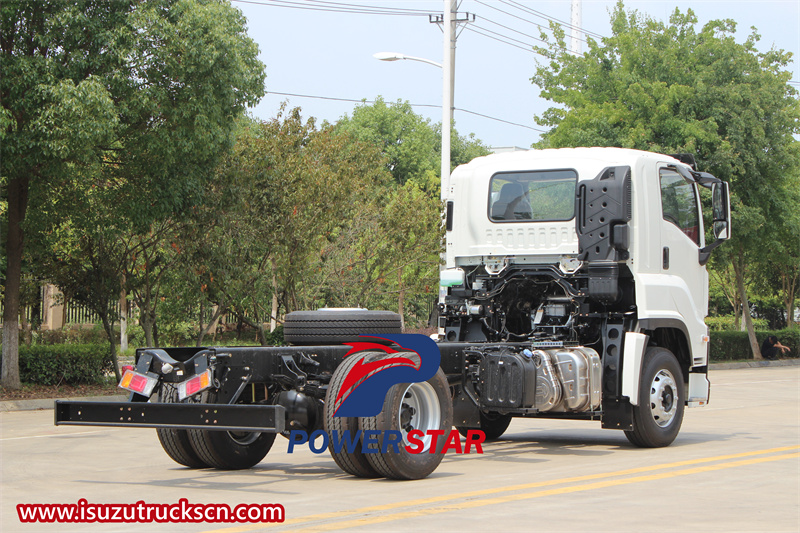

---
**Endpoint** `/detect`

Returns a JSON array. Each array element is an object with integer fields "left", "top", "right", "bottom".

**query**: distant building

[{"left": 490, "top": 146, "right": 529, "bottom": 154}]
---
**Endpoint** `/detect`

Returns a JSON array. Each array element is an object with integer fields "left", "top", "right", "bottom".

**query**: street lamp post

[
  {"left": 373, "top": 41, "right": 455, "bottom": 203},
  {"left": 372, "top": 52, "right": 441, "bottom": 68}
]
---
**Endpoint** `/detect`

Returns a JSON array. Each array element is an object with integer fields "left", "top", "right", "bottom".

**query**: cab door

[{"left": 657, "top": 165, "right": 708, "bottom": 327}]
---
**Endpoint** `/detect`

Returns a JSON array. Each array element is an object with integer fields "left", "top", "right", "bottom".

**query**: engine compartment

[
  {"left": 440, "top": 263, "right": 635, "bottom": 417},
  {"left": 440, "top": 264, "right": 633, "bottom": 347}
]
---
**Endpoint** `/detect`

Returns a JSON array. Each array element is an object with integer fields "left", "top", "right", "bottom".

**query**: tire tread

[
  {"left": 324, "top": 352, "right": 381, "bottom": 478},
  {"left": 155, "top": 384, "right": 209, "bottom": 468}
]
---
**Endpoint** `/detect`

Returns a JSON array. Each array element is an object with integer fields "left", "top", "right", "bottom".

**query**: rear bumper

[{"left": 54, "top": 401, "right": 286, "bottom": 433}]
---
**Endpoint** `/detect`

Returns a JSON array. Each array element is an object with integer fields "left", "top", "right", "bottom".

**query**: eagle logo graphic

[{"left": 332, "top": 333, "right": 441, "bottom": 418}]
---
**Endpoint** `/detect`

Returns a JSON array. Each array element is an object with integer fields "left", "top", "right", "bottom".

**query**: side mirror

[
  {"left": 699, "top": 181, "right": 731, "bottom": 265},
  {"left": 712, "top": 182, "right": 731, "bottom": 240}
]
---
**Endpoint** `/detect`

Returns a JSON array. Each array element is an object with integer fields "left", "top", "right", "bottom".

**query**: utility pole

[
  {"left": 442, "top": 0, "right": 455, "bottom": 201},
  {"left": 570, "top": 0, "right": 582, "bottom": 55},
  {"left": 430, "top": 1, "right": 474, "bottom": 201}
]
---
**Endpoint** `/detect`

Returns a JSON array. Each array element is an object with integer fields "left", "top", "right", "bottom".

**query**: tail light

[
  {"left": 118, "top": 369, "right": 158, "bottom": 397},
  {"left": 177, "top": 369, "right": 213, "bottom": 400}
]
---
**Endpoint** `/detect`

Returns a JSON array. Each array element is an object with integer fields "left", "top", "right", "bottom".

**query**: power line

[
  {"left": 479, "top": 17, "right": 551, "bottom": 45},
  {"left": 464, "top": 24, "right": 575, "bottom": 58},
  {"left": 463, "top": 25, "right": 537, "bottom": 55},
  {"left": 472, "top": 23, "right": 547, "bottom": 48},
  {"left": 456, "top": 108, "right": 548, "bottom": 133},
  {"left": 476, "top": 4, "right": 593, "bottom": 46},
  {"left": 231, "top": 0, "right": 434, "bottom": 16},
  {"left": 267, "top": 91, "right": 439, "bottom": 108},
  {"left": 266, "top": 91, "right": 546, "bottom": 132},
  {"left": 303, "top": 0, "right": 432, "bottom": 13},
  {"left": 497, "top": 0, "right": 606, "bottom": 40}
]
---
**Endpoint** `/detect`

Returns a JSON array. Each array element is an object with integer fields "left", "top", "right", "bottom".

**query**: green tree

[
  {"left": 531, "top": 2, "right": 800, "bottom": 358},
  {"left": 1, "top": 0, "right": 265, "bottom": 388},
  {"left": 775, "top": 182, "right": 800, "bottom": 328},
  {"left": 29, "top": 171, "right": 128, "bottom": 380},
  {"left": 122, "top": 220, "right": 183, "bottom": 348},
  {"left": 751, "top": 180, "right": 800, "bottom": 328},
  {"left": 335, "top": 97, "right": 490, "bottom": 191},
  {"left": 313, "top": 179, "right": 442, "bottom": 326},
  {"left": 175, "top": 110, "right": 392, "bottom": 344},
  {"left": 335, "top": 97, "right": 439, "bottom": 186}
]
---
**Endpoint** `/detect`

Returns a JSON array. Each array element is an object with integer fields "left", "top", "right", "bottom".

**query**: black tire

[
  {"left": 456, "top": 412, "right": 512, "bottom": 441},
  {"left": 188, "top": 391, "right": 276, "bottom": 470},
  {"left": 155, "top": 384, "right": 209, "bottom": 468},
  {"left": 359, "top": 368, "right": 453, "bottom": 480},
  {"left": 324, "top": 351, "right": 381, "bottom": 478},
  {"left": 624, "top": 347, "right": 685, "bottom": 448},
  {"left": 284, "top": 309, "right": 402, "bottom": 346}
]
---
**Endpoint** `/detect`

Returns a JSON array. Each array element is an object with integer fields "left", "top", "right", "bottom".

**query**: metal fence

[{"left": 0, "top": 295, "right": 116, "bottom": 327}]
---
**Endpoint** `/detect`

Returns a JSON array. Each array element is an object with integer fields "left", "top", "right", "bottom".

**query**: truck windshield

[{"left": 489, "top": 169, "right": 577, "bottom": 222}]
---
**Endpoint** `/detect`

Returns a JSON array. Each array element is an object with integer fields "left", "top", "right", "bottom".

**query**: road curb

[
  {"left": 708, "top": 358, "right": 800, "bottom": 371},
  {"left": 0, "top": 394, "right": 128, "bottom": 413},
  {"left": 1, "top": 359, "right": 797, "bottom": 412}
]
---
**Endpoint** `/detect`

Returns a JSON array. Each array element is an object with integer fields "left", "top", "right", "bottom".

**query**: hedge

[
  {"left": 709, "top": 329, "right": 800, "bottom": 362},
  {"left": 19, "top": 344, "right": 113, "bottom": 385},
  {"left": 705, "top": 315, "right": 768, "bottom": 331},
  {"left": 7, "top": 327, "right": 795, "bottom": 384}
]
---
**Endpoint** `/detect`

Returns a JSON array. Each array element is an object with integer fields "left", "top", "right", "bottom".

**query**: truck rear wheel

[
  {"left": 188, "top": 392, "right": 276, "bottom": 470},
  {"left": 457, "top": 412, "right": 512, "bottom": 441},
  {"left": 284, "top": 309, "right": 402, "bottom": 346},
  {"left": 324, "top": 351, "right": 381, "bottom": 478},
  {"left": 359, "top": 368, "right": 452, "bottom": 480},
  {"left": 625, "top": 347, "right": 685, "bottom": 448},
  {"left": 155, "top": 384, "right": 209, "bottom": 468}
]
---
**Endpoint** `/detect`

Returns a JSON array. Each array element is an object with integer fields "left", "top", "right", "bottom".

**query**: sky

[{"left": 231, "top": 0, "right": 800, "bottom": 149}]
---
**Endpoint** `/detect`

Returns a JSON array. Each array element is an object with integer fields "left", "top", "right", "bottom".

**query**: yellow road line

[
  {"left": 204, "top": 445, "right": 799, "bottom": 533},
  {"left": 294, "top": 452, "right": 800, "bottom": 532}
]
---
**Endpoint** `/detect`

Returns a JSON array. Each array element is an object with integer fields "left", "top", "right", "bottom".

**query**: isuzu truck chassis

[{"left": 56, "top": 147, "right": 731, "bottom": 480}]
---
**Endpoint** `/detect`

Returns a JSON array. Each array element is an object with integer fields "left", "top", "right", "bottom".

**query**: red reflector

[
  {"left": 186, "top": 376, "right": 202, "bottom": 396},
  {"left": 177, "top": 369, "right": 212, "bottom": 400},
  {"left": 129, "top": 374, "right": 148, "bottom": 393},
  {"left": 118, "top": 369, "right": 158, "bottom": 397},
  {"left": 121, "top": 365, "right": 135, "bottom": 374}
]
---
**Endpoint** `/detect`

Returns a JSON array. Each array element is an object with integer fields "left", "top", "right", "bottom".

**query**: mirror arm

[
  {"left": 698, "top": 238, "right": 725, "bottom": 266},
  {"left": 693, "top": 172, "right": 720, "bottom": 188}
]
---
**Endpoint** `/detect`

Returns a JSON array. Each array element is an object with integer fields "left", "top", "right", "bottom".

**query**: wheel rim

[
  {"left": 649, "top": 369, "right": 678, "bottom": 428},
  {"left": 226, "top": 431, "right": 261, "bottom": 445},
  {"left": 398, "top": 381, "right": 441, "bottom": 452}
]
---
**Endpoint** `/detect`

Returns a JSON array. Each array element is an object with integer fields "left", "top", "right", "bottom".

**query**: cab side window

[{"left": 659, "top": 168, "right": 700, "bottom": 245}]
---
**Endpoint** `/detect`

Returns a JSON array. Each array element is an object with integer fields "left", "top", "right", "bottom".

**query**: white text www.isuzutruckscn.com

[{"left": 17, "top": 498, "right": 285, "bottom": 524}]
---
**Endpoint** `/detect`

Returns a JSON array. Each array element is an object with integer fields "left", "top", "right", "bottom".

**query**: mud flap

[{"left": 601, "top": 399, "right": 633, "bottom": 430}]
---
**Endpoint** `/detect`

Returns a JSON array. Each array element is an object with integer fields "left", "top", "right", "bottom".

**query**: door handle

[{"left": 663, "top": 247, "right": 670, "bottom": 270}]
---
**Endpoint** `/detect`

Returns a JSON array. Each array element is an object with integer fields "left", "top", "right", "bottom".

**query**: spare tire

[{"left": 283, "top": 309, "right": 402, "bottom": 346}]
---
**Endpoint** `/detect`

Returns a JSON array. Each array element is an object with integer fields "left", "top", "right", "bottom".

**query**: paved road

[{"left": 2, "top": 366, "right": 798, "bottom": 533}]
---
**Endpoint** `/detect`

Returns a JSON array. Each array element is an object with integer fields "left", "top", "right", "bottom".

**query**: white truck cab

[{"left": 440, "top": 147, "right": 731, "bottom": 446}]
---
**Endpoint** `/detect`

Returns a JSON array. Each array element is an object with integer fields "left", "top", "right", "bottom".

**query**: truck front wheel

[
  {"left": 625, "top": 347, "right": 685, "bottom": 448},
  {"left": 457, "top": 412, "right": 512, "bottom": 441}
]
